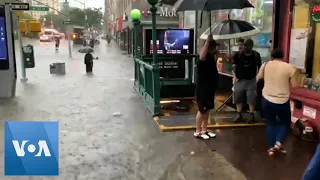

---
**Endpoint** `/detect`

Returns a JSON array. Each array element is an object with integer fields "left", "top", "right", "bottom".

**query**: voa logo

[{"left": 12, "top": 140, "right": 51, "bottom": 157}]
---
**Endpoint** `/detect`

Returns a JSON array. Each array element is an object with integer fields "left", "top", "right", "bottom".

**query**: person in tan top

[{"left": 256, "top": 48, "right": 299, "bottom": 156}]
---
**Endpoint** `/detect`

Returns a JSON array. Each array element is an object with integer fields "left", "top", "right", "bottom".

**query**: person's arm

[
  {"left": 256, "top": 62, "right": 266, "bottom": 80},
  {"left": 290, "top": 67, "right": 299, "bottom": 88},
  {"left": 230, "top": 52, "right": 239, "bottom": 64},
  {"left": 199, "top": 41, "right": 209, "bottom": 61},
  {"left": 256, "top": 52, "right": 262, "bottom": 73}
]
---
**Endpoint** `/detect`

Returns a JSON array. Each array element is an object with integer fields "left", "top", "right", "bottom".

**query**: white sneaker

[
  {"left": 194, "top": 132, "right": 210, "bottom": 140},
  {"left": 203, "top": 130, "right": 216, "bottom": 138}
]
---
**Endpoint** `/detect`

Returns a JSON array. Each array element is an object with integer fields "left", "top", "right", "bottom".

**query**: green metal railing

[
  {"left": 134, "top": 58, "right": 161, "bottom": 115},
  {"left": 134, "top": 55, "right": 198, "bottom": 115}
]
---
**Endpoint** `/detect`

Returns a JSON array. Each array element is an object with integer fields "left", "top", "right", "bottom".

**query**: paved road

[{"left": 0, "top": 39, "right": 246, "bottom": 180}]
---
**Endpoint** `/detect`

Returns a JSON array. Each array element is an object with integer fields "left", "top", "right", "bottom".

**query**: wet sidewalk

[
  {"left": 0, "top": 40, "right": 247, "bottom": 180},
  {"left": 205, "top": 127, "right": 317, "bottom": 180}
]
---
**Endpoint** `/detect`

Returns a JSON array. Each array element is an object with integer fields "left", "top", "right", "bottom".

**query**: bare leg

[
  {"left": 201, "top": 111, "right": 210, "bottom": 132},
  {"left": 195, "top": 111, "right": 205, "bottom": 133},
  {"left": 234, "top": 104, "right": 243, "bottom": 122},
  {"left": 249, "top": 104, "right": 255, "bottom": 113},
  {"left": 247, "top": 104, "right": 256, "bottom": 123},
  {"left": 236, "top": 104, "right": 243, "bottom": 112}
]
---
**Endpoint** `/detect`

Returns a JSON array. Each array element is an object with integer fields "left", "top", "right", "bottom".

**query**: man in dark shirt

[
  {"left": 194, "top": 35, "right": 219, "bottom": 140},
  {"left": 233, "top": 39, "right": 262, "bottom": 123}
]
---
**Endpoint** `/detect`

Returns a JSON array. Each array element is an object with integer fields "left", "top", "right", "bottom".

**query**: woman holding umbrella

[{"left": 194, "top": 34, "right": 219, "bottom": 139}]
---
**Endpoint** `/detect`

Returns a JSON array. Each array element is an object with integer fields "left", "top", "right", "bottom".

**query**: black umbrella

[
  {"left": 78, "top": 48, "right": 94, "bottom": 53},
  {"left": 167, "top": 0, "right": 254, "bottom": 33},
  {"left": 200, "top": 19, "right": 260, "bottom": 40},
  {"left": 171, "top": 0, "right": 253, "bottom": 12},
  {"left": 159, "top": 0, "right": 178, "bottom": 6}
]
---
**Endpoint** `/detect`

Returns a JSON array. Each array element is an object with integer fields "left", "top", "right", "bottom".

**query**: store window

[
  {"left": 289, "top": 0, "right": 320, "bottom": 90},
  {"left": 213, "top": 0, "right": 274, "bottom": 75}
]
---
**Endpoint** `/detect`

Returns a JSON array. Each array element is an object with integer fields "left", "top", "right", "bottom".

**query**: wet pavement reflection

[{"left": 205, "top": 127, "right": 317, "bottom": 180}]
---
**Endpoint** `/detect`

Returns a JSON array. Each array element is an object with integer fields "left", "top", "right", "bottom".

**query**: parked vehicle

[{"left": 40, "top": 35, "right": 52, "bottom": 42}]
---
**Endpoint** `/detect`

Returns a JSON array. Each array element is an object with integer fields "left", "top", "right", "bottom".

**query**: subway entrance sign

[{"left": 30, "top": 6, "right": 49, "bottom": 11}]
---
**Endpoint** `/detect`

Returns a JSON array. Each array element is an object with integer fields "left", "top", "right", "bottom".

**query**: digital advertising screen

[
  {"left": 0, "top": 16, "right": 8, "bottom": 60},
  {"left": 145, "top": 29, "right": 194, "bottom": 55}
]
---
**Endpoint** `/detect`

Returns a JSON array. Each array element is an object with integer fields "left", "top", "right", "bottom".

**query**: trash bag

[{"left": 293, "top": 119, "right": 319, "bottom": 142}]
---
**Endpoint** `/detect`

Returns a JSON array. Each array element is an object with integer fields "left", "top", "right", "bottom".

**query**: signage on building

[
  {"left": 312, "top": 4, "right": 320, "bottom": 23},
  {"left": 141, "top": 7, "right": 177, "bottom": 17},
  {"left": 159, "top": 7, "right": 176, "bottom": 17}
]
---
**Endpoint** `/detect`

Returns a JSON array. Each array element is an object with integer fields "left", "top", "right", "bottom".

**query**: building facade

[
  {"left": 111, "top": 0, "right": 179, "bottom": 53},
  {"left": 275, "top": 0, "right": 320, "bottom": 133}
]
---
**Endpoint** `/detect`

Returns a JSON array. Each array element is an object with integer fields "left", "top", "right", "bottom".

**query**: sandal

[
  {"left": 274, "top": 142, "right": 287, "bottom": 154},
  {"left": 194, "top": 132, "right": 210, "bottom": 140},
  {"left": 268, "top": 148, "right": 276, "bottom": 156}
]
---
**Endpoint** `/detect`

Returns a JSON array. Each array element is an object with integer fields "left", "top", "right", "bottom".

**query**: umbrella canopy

[
  {"left": 199, "top": 20, "right": 260, "bottom": 40},
  {"left": 159, "top": 0, "right": 178, "bottom": 6},
  {"left": 78, "top": 48, "right": 94, "bottom": 53},
  {"left": 172, "top": 0, "right": 253, "bottom": 12}
]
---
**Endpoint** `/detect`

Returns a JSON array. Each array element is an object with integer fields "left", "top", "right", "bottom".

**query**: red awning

[{"left": 117, "top": 17, "right": 123, "bottom": 32}]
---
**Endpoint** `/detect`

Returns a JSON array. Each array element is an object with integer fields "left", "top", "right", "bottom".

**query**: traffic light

[
  {"left": 19, "top": 19, "right": 41, "bottom": 33},
  {"left": 28, "top": 21, "right": 41, "bottom": 33},
  {"left": 19, "top": 21, "right": 27, "bottom": 33},
  {"left": 70, "top": 33, "right": 78, "bottom": 39}
]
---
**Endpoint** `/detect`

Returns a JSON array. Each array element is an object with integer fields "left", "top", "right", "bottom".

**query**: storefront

[
  {"left": 124, "top": 2, "right": 179, "bottom": 52},
  {"left": 184, "top": 0, "right": 276, "bottom": 108},
  {"left": 116, "top": 16, "right": 123, "bottom": 47},
  {"left": 279, "top": 0, "right": 320, "bottom": 132},
  {"left": 211, "top": 0, "right": 274, "bottom": 76}
]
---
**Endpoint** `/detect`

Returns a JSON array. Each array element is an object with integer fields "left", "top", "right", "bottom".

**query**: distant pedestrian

[
  {"left": 55, "top": 37, "right": 60, "bottom": 50},
  {"left": 84, "top": 52, "right": 94, "bottom": 73},
  {"left": 256, "top": 49, "right": 299, "bottom": 156},
  {"left": 194, "top": 35, "right": 219, "bottom": 140},
  {"left": 302, "top": 144, "right": 320, "bottom": 180}
]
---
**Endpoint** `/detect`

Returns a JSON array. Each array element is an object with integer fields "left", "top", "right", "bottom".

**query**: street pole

[
  {"left": 195, "top": 11, "right": 198, "bottom": 55},
  {"left": 17, "top": 15, "right": 27, "bottom": 82},
  {"left": 65, "top": 0, "right": 72, "bottom": 58},
  {"left": 84, "top": 1, "right": 86, "bottom": 30},
  {"left": 67, "top": 23, "right": 72, "bottom": 58},
  {"left": 133, "top": 20, "right": 140, "bottom": 57},
  {"left": 148, "top": 0, "right": 162, "bottom": 115}
]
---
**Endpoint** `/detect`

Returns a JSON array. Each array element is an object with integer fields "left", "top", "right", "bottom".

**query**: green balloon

[{"left": 131, "top": 9, "right": 142, "bottom": 20}]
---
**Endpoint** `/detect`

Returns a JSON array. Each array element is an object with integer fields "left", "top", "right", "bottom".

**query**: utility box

[
  {"left": 22, "top": 45, "right": 35, "bottom": 68},
  {"left": 50, "top": 63, "right": 66, "bottom": 75}
]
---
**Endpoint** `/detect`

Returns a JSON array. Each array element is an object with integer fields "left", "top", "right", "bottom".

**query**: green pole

[
  {"left": 133, "top": 20, "right": 140, "bottom": 58},
  {"left": 149, "top": 4, "right": 161, "bottom": 115},
  {"left": 150, "top": 5, "right": 157, "bottom": 65}
]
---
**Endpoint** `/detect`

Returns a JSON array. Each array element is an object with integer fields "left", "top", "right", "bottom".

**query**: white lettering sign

[
  {"left": 159, "top": 7, "right": 176, "bottom": 17},
  {"left": 303, "top": 106, "right": 317, "bottom": 119}
]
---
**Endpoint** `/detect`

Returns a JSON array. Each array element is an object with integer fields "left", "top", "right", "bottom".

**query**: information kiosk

[{"left": 0, "top": 5, "right": 17, "bottom": 98}]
